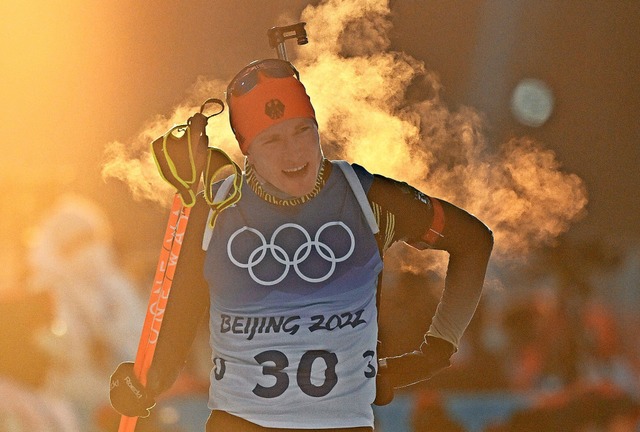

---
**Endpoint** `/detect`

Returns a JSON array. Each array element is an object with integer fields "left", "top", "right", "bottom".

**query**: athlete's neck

[{"left": 246, "top": 158, "right": 330, "bottom": 206}]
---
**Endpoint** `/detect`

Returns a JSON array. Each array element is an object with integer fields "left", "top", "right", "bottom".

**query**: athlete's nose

[{"left": 281, "top": 135, "right": 303, "bottom": 162}]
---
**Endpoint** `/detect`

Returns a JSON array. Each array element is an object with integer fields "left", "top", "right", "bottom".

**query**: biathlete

[{"left": 110, "top": 58, "right": 493, "bottom": 431}]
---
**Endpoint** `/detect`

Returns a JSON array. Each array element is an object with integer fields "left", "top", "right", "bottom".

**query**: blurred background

[{"left": 1, "top": 0, "right": 638, "bottom": 431}]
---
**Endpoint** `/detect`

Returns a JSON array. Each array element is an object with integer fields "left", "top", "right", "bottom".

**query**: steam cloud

[
  {"left": 102, "top": 0, "right": 588, "bottom": 264},
  {"left": 102, "top": 77, "right": 240, "bottom": 205}
]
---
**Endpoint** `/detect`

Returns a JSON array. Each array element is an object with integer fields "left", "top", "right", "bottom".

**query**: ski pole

[
  {"left": 118, "top": 193, "right": 191, "bottom": 432},
  {"left": 118, "top": 98, "right": 226, "bottom": 431}
]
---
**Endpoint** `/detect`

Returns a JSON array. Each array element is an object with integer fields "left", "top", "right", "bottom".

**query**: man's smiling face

[{"left": 246, "top": 117, "right": 323, "bottom": 197}]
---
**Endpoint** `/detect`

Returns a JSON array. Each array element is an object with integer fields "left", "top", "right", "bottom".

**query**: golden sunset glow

[{"left": 0, "top": 2, "right": 638, "bottom": 431}]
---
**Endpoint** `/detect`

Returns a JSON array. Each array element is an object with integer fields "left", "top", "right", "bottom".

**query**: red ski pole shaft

[
  {"left": 135, "top": 199, "right": 191, "bottom": 380},
  {"left": 118, "top": 193, "right": 191, "bottom": 432}
]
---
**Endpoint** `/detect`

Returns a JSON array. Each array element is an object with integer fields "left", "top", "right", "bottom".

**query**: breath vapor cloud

[{"left": 102, "top": 0, "right": 588, "bottom": 266}]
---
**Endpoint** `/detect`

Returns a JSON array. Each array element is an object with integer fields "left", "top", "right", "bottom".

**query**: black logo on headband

[{"left": 265, "top": 99, "right": 285, "bottom": 120}]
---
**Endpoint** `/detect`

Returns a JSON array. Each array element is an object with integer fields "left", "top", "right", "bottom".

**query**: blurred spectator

[
  {"left": 579, "top": 300, "right": 639, "bottom": 396},
  {"left": 500, "top": 289, "right": 574, "bottom": 392},
  {"left": 0, "top": 285, "right": 81, "bottom": 431},
  {"left": 26, "top": 194, "right": 146, "bottom": 429}
]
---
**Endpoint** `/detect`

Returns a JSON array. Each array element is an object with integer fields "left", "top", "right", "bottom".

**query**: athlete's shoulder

[
  {"left": 351, "top": 163, "right": 374, "bottom": 189},
  {"left": 331, "top": 160, "right": 374, "bottom": 193}
]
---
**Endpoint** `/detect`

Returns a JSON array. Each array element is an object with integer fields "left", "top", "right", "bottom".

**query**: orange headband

[{"left": 228, "top": 73, "right": 316, "bottom": 154}]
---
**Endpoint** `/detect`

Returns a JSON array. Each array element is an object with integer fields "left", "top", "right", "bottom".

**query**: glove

[
  {"left": 109, "top": 362, "right": 156, "bottom": 418},
  {"left": 374, "top": 336, "right": 454, "bottom": 406}
]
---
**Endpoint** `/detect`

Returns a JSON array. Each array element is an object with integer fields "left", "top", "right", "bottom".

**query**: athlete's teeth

[{"left": 284, "top": 164, "right": 306, "bottom": 173}]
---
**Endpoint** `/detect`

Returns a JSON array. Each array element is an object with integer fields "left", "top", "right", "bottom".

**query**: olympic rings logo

[{"left": 227, "top": 222, "right": 355, "bottom": 286}]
